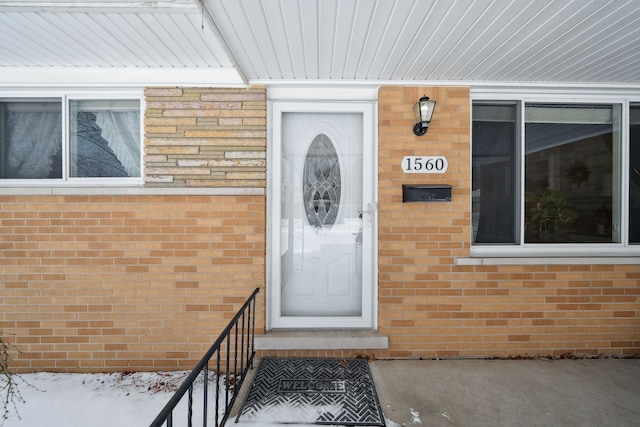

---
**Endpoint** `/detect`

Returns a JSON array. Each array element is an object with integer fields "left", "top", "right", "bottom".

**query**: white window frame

[
  {"left": 470, "top": 89, "right": 640, "bottom": 258},
  {"left": 0, "top": 89, "right": 144, "bottom": 188}
]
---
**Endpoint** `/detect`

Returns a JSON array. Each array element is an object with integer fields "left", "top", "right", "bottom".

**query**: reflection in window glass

[
  {"left": 630, "top": 104, "right": 640, "bottom": 244},
  {"left": 0, "top": 100, "right": 62, "bottom": 179},
  {"left": 69, "top": 100, "right": 140, "bottom": 178},
  {"left": 524, "top": 104, "right": 620, "bottom": 243},
  {"left": 472, "top": 103, "right": 518, "bottom": 244}
]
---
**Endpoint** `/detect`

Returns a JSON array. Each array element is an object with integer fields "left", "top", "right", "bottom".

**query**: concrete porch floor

[{"left": 232, "top": 358, "right": 640, "bottom": 426}]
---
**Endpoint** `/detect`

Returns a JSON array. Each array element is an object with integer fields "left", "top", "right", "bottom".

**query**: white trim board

[{"left": 0, "top": 67, "right": 245, "bottom": 88}]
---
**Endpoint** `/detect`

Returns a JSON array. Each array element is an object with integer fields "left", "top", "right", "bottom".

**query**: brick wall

[
  {"left": 376, "top": 86, "right": 640, "bottom": 358},
  {"left": 0, "top": 195, "right": 266, "bottom": 372},
  {"left": 1, "top": 86, "right": 267, "bottom": 373},
  {"left": 2, "top": 85, "right": 639, "bottom": 372}
]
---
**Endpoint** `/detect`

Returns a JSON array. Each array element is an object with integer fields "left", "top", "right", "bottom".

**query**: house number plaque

[{"left": 401, "top": 156, "right": 448, "bottom": 174}]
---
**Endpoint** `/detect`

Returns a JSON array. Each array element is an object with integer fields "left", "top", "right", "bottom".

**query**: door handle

[{"left": 358, "top": 203, "right": 377, "bottom": 227}]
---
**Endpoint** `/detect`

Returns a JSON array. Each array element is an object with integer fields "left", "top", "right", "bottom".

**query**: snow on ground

[
  {"left": 3, "top": 371, "right": 219, "bottom": 427},
  {"left": 3, "top": 372, "right": 399, "bottom": 427}
]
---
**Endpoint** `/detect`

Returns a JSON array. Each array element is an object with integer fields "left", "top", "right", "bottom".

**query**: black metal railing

[{"left": 150, "top": 287, "right": 260, "bottom": 427}]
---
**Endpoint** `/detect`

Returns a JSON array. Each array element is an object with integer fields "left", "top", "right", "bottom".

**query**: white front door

[{"left": 269, "top": 102, "right": 376, "bottom": 329}]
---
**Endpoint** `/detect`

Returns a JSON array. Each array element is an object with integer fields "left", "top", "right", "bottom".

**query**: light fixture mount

[{"left": 413, "top": 95, "right": 436, "bottom": 136}]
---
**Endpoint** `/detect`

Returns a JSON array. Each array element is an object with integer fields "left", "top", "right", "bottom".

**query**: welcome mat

[{"left": 236, "top": 357, "right": 385, "bottom": 426}]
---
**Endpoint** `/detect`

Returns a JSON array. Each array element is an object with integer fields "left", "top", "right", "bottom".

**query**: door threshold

[{"left": 255, "top": 329, "right": 388, "bottom": 351}]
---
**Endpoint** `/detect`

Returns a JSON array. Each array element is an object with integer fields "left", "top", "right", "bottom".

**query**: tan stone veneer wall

[
  {"left": 0, "top": 87, "right": 267, "bottom": 372},
  {"left": 144, "top": 87, "right": 266, "bottom": 187}
]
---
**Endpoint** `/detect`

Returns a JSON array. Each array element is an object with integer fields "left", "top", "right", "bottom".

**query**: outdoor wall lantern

[{"left": 413, "top": 95, "right": 436, "bottom": 136}]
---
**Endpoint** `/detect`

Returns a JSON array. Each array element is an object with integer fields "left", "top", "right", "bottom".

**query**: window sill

[
  {"left": 0, "top": 186, "right": 265, "bottom": 196},
  {"left": 469, "top": 245, "right": 640, "bottom": 261},
  {"left": 458, "top": 256, "right": 640, "bottom": 266}
]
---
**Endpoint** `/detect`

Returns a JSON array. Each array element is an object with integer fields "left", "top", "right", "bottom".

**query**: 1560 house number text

[{"left": 401, "top": 156, "right": 448, "bottom": 174}]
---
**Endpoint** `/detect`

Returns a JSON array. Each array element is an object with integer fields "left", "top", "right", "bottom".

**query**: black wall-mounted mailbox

[{"left": 403, "top": 184, "right": 452, "bottom": 202}]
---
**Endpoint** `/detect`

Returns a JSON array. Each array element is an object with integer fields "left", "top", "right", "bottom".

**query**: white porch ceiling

[
  {"left": 0, "top": 0, "right": 241, "bottom": 85},
  {"left": 0, "top": 1, "right": 233, "bottom": 67},
  {"left": 1, "top": 0, "right": 640, "bottom": 86},
  {"left": 206, "top": 0, "right": 640, "bottom": 85}
]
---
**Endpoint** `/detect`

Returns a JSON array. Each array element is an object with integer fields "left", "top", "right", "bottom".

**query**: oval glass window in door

[{"left": 303, "top": 134, "right": 341, "bottom": 228}]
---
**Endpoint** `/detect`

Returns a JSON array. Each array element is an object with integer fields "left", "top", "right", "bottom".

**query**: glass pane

[
  {"left": 69, "top": 100, "right": 140, "bottom": 178},
  {"left": 472, "top": 103, "right": 518, "bottom": 244},
  {"left": 630, "top": 103, "right": 640, "bottom": 244},
  {"left": 524, "top": 104, "right": 620, "bottom": 243},
  {"left": 0, "top": 100, "right": 62, "bottom": 179},
  {"left": 281, "top": 112, "right": 363, "bottom": 317}
]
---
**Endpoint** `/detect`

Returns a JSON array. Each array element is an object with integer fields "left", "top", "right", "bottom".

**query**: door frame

[{"left": 266, "top": 96, "right": 378, "bottom": 330}]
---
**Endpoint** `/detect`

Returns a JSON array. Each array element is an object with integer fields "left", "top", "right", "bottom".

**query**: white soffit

[
  {"left": 205, "top": 0, "right": 640, "bottom": 86},
  {"left": 2, "top": 0, "right": 640, "bottom": 87},
  {"left": 0, "top": 0, "right": 244, "bottom": 86}
]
